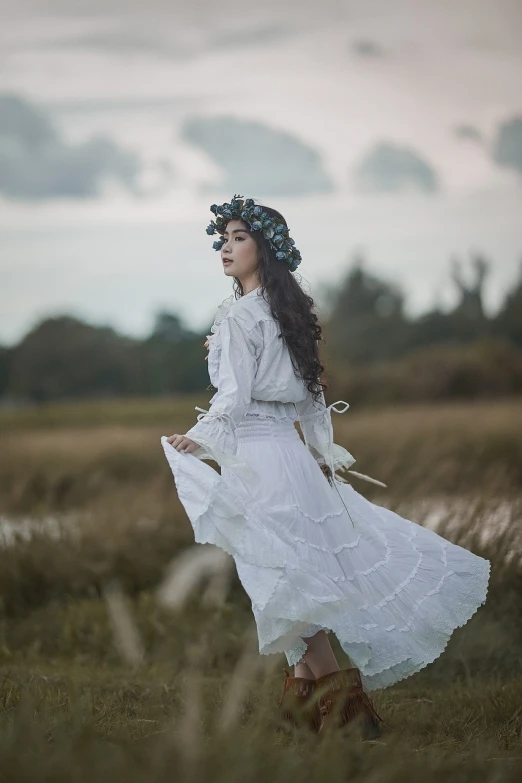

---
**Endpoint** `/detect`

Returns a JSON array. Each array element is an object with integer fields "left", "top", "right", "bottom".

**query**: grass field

[{"left": 0, "top": 396, "right": 521, "bottom": 780}]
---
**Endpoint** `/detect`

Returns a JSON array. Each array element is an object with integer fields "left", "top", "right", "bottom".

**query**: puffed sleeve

[
  {"left": 294, "top": 387, "right": 356, "bottom": 476},
  {"left": 183, "top": 314, "right": 260, "bottom": 481}
]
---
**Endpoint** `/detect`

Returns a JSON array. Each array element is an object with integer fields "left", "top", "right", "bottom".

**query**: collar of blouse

[{"left": 205, "top": 288, "right": 261, "bottom": 351}]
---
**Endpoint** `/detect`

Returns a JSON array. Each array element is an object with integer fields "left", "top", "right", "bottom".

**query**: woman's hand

[
  {"left": 319, "top": 462, "right": 334, "bottom": 486},
  {"left": 166, "top": 434, "right": 200, "bottom": 453}
]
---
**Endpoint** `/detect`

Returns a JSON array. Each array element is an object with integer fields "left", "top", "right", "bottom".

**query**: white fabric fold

[{"left": 183, "top": 314, "right": 260, "bottom": 483}]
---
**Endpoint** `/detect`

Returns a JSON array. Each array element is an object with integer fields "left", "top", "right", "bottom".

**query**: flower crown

[{"left": 205, "top": 194, "right": 302, "bottom": 272}]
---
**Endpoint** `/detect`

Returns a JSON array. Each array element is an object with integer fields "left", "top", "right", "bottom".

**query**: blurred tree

[
  {"left": 141, "top": 308, "right": 209, "bottom": 395},
  {"left": 0, "top": 345, "right": 12, "bottom": 399},
  {"left": 405, "top": 254, "right": 492, "bottom": 350},
  {"left": 323, "top": 255, "right": 409, "bottom": 364},
  {"left": 449, "top": 253, "right": 491, "bottom": 335},
  {"left": 7, "top": 316, "right": 142, "bottom": 402},
  {"left": 494, "top": 259, "right": 522, "bottom": 349},
  {"left": 151, "top": 311, "right": 192, "bottom": 343}
]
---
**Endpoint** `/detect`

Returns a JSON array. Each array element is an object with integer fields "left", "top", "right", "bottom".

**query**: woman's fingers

[
  {"left": 166, "top": 434, "right": 199, "bottom": 453},
  {"left": 183, "top": 439, "right": 200, "bottom": 453}
]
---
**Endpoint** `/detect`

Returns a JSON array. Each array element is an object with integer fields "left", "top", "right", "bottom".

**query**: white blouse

[{"left": 184, "top": 286, "right": 357, "bottom": 479}]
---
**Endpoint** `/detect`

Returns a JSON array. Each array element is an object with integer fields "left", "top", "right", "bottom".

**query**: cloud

[
  {"left": 226, "top": 24, "right": 291, "bottom": 46},
  {"left": 30, "top": 23, "right": 291, "bottom": 62},
  {"left": 492, "top": 115, "right": 522, "bottom": 176},
  {"left": 454, "top": 124, "right": 484, "bottom": 143},
  {"left": 0, "top": 93, "right": 142, "bottom": 200},
  {"left": 351, "top": 39, "right": 385, "bottom": 58},
  {"left": 182, "top": 115, "right": 335, "bottom": 197},
  {"left": 44, "top": 95, "right": 204, "bottom": 115},
  {"left": 354, "top": 142, "right": 439, "bottom": 193},
  {"left": 47, "top": 31, "right": 191, "bottom": 59}
]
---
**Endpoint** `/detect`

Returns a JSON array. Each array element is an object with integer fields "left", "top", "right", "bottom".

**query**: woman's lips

[{"left": 223, "top": 259, "right": 233, "bottom": 265}]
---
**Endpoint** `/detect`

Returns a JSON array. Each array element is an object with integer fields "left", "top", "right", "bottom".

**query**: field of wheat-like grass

[{"left": 0, "top": 396, "right": 520, "bottom": 780}]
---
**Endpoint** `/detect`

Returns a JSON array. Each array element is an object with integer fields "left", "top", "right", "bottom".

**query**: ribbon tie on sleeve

[
  {"left": 324, "top": 400, "right": 387, "bottom": 489},
  {"left": 327, "top": 400, "right": 351, "bottom": 415}
]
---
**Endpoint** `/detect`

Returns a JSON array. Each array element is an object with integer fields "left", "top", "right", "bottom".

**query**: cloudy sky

[{"left": 1, "top": 0, "right": 521, "bottom": 346}]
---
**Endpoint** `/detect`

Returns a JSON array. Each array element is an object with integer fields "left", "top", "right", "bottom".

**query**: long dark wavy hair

[{"left": 224, "top": 202, "right": 328, "bottom": 403}]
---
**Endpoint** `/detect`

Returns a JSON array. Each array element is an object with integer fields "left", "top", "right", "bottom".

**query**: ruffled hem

[
  {"left": 276, "top": 557, "right": 491, "bottom": 691},
  {"left": 251, "top": 551, "right": 490, "bottom": 691},
  {"left": 160, "top": 435, "right": 491, "bottom": 692}
]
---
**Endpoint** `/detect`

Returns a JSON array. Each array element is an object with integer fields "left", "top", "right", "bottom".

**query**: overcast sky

[{"left": 1, "top": 0, "right": 521, "bottom": 346}]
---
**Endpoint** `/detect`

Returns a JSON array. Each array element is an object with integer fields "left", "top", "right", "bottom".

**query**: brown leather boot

[
  {"left": 277, "top": 668, "right": 322, "bottom": 733},
  {"left": 315, "top": 667, "right": 384, "bottom": 740}
]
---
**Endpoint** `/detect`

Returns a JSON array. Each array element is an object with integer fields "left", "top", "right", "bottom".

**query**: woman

[{"left": 161, "top": 195, "right": 490, "bottom": 738}]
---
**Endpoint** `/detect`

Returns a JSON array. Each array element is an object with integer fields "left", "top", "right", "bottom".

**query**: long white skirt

[{"left": 160, "top": 416, "right": 490, "bottom": 691}]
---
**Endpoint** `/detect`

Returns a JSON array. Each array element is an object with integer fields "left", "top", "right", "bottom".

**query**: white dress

[{"left": 160, "top": 287, "right": 490, "bottom": 691}]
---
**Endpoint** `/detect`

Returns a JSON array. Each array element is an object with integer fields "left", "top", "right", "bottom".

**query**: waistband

[{"left": 235, "top": 416, "right": 301, "bottom": 441}]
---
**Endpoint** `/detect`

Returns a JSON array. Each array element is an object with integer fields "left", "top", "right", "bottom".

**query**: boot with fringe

[
  {"left": 277, "top": 668, "right": 322, "bottom": 733},
  {"left": 315, "top": 667, "right": 385, "bottom": 740}
]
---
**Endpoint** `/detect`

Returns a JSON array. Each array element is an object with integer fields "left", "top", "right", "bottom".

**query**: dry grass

[
  {"left": 1, "top": 397, "right": 521, "bottom": 517},
  {"left": 0, "top": 396, "right": 521, "bottom": 779}
]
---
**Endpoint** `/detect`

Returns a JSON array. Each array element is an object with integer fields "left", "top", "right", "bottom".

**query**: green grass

[{"left": 0, "top": 587, "right": 521, "bottom": 780}]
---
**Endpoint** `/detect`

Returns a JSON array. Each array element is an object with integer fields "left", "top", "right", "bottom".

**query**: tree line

[{"left": 1, "top": 254, "right": 521, "bottom": 406}]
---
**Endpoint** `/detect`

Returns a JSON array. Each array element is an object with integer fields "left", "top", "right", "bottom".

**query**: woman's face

[{"left": 220, "top": 219, "right": 260, "bottom": 285}]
